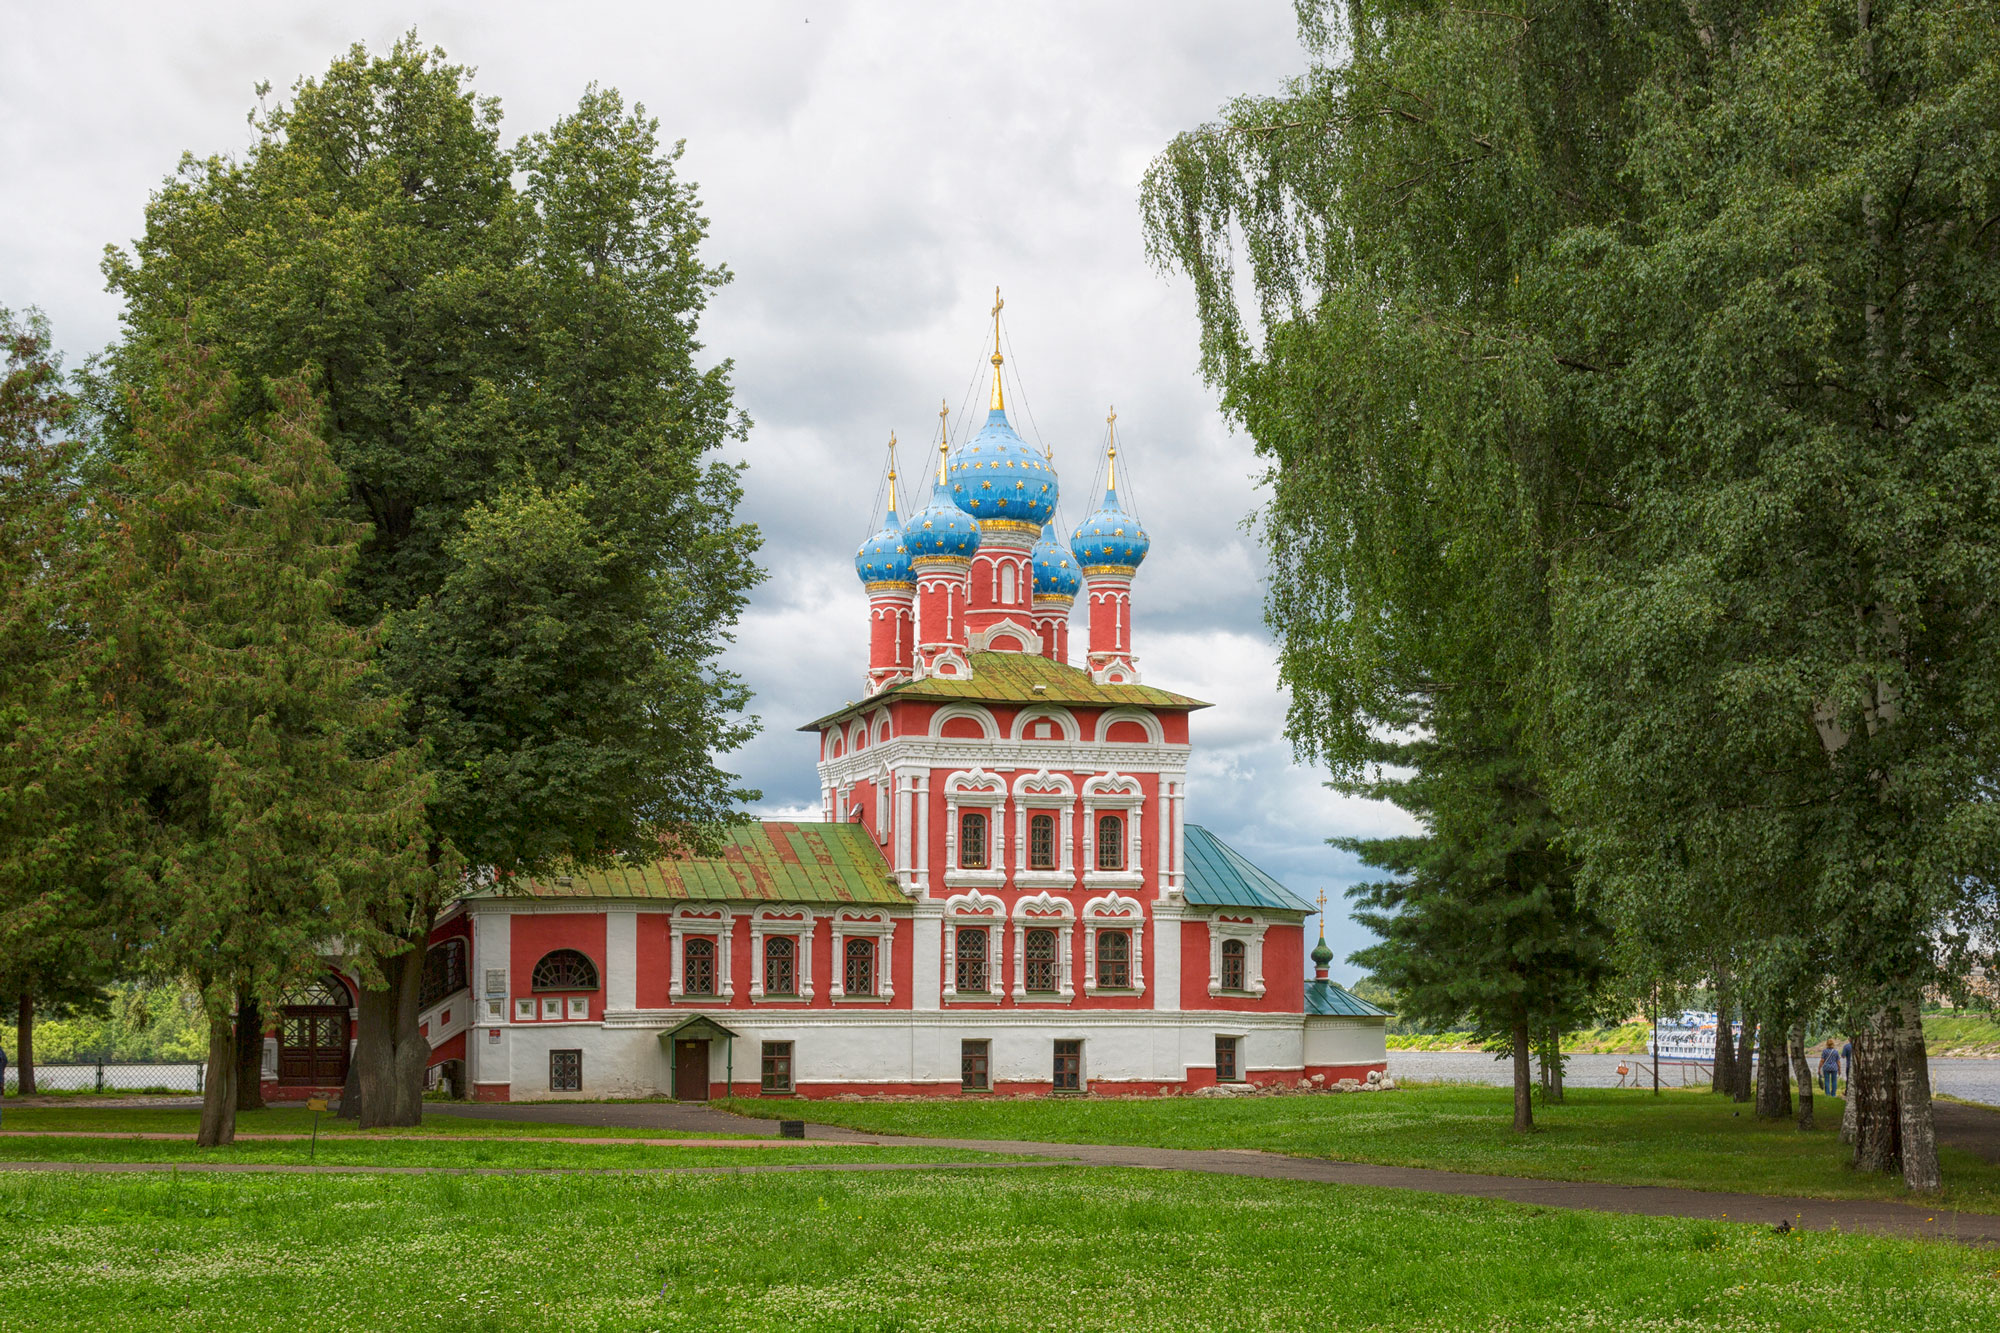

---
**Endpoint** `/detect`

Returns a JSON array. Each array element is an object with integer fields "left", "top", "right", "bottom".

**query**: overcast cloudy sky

[{"left": 2, "top": 0, "right": 1416, "bottom": 980}]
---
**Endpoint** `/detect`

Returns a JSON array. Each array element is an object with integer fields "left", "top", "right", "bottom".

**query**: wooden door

[
  {"left": 278, "top": 1007, "right": 350, "bottom": 1086},
  {"left": 674, "top": 1039, "right": 710, "bottom": 1101}
]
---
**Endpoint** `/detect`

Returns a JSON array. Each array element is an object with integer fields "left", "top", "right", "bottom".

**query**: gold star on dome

[
  {"left": 981, "top": 481, "right": 993, "bottom": 490},
  {"left": 923, "top": 521, "right": 934, "bottom": 529},
  {"left": 1115, "top": 527, "right": 1125, "bottom": 536},
  {"left": 1014, "top": 480, "right": 1024, "bottom": 488}
]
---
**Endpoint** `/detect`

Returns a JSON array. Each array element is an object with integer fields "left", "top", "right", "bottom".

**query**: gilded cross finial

[
  {"left": 1106, "top": 405, "right": 1118, "bottom": 491},
  {"left": 989, "top": 286, "right": 1006, "bottom": 412},
  {"left": 937, "top": 402, "right": 950, "bottom": 483},
  {"left": 885, "top": 431, "right": 899, "bottom": 514},
  {"left": 1316, "top": 888, "right": 1328, "bottom": 913}
]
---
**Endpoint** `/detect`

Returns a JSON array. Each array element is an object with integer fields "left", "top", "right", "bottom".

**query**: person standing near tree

[
  {"left": 1841, "top": 1038, "right": 1854, "bottom": 1094},
  {"left": 1818, "top": 1041, "right": 1840, "bottom": 1098}
]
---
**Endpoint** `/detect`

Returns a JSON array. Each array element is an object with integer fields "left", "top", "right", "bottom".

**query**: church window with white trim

[
  {"left": 1095, "top": 929, "right": 1132, "bottom": 989},
  {"left": 1029, "top": 813, "right": 1056, "bottom": 869},
  {"left": 1221, "top": 939, "right": 1247, "bottom": 992},
  {"left": 1024, "top": 928, "right": 1059, "bottom": 993},
  {"left": 1096, "top": 814, "right": 1124, "bottom": 870},
  {"left": 763, "top": 936, "right": 798, "bottom": 995},
  {"left": 842, "top": 937, "right": 876, "bottom": 997},
  {"left": 683, "top": 939, "right": 716, "bottom": 996},
  {"left": 959, "top": 811, "right": 989, "bottom": 869},
  {"left": 954, "top": 926, "right": 990, "bottom": 992}
]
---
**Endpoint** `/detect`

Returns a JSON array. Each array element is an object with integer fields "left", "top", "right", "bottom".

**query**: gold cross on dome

[{"left": 1315, "top": 889, "right": 1328, "bottom": 913}]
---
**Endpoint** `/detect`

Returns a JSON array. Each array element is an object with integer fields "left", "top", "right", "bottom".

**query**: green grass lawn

[
  {"left": 0, "top": 1105, "right": 745, "bottom": 1139},
  {"left": 720, "top": 1085, "right": 2000, "bottom": 1213},
  {"left": 0, "top": 1166, "right": 1993, "bottom": 1332},
  {"left": 0, "top": 1137, "right": 1004, "bottom": 1170}
]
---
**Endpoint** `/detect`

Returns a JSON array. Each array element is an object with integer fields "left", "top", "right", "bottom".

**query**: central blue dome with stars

[
  {"left": 1032, "top": 524, "right": 1081, "bottom": 599},
  {"left": 905, "top": 441, "right": 982, "bottom": 561},
  {"left": 948, "top": 408, "right": 1059, "bottom": 529}
]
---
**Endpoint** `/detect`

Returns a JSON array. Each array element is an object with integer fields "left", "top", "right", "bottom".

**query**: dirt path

[{"left": 0, "top": 1159, "right": 1068, "bottom": 1179}]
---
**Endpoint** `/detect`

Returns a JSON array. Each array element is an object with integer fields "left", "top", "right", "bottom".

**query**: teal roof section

[
  {"left": 1181, "top": 824, "right": 1317, "bottom": 914},
  {"left": 1305, "top": 979, "right": 1392, "bottom": 1018}
]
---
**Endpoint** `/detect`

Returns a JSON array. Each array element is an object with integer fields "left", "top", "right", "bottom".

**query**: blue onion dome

[
  {"left": 1031, "top": 524, "right": 1081, "bottom": 599},
  {"left": 905, "top": 441, "right": 982, "bottom": 561},
  {"left": 947, "top": 407, "right": 1059, "bottom": 532},
  {"left": 854, "top": 509, "right": 912, "bottom": 590},
  {"left": 1070, "top": 482, "right": 1149, "bottom": 573}
]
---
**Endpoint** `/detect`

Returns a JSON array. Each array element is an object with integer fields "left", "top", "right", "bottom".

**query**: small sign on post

[{"left": 306, "top": 1097, "right": 328, "bottom": 1161}]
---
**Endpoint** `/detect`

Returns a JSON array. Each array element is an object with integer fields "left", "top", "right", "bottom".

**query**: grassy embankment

[
  {"left": 3, "top": 1167, "right": 1996, "bottom": 1332},
  {"left": 1387, "top": 1012, "right": 2000, "bottom": 1054},
  {"left": 722, "top": 1084, "right": 2000, "bottom": 1213}
]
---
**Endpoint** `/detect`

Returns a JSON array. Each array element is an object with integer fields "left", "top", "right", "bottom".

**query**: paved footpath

[{"left": 425, "top": 1100, "right": 2000, "bottom": 1247}]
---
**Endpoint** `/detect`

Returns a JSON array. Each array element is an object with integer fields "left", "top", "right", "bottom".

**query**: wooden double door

[
  {"left": 278, "top": 1007, "right": 350, "bottom": 1086},
  {"left": 673, "top": 1039, "right": 710, "bottom": 1101}
]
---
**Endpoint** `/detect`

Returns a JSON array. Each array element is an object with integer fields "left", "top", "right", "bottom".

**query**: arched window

[
  {"left": 419, "top": 939, "right": 468, "bottom": 1010},
  {"left": 1221, "top": 939, "right": 1247, "bottom": 992},
  {"left": 683, "top": 938, "right": 717, "bottom": 996},
  {"left": 1024, "top": 928, "right": 1058, "bottom": 993},
  {"left": 1029, "top": 813, "right": 1056, "bottom": 870},
  {"left": 531, "top": 949, "right": 599, "bottom": 992},
  {"left": 999, "top": 561, "right": 1017, "bottom": 603},
  {"left": 1096, "top": 814, "right": 1124, "bottom": 870},
  {"left": 1096, "top": 929, "right": 1131, "bottom": 989},
  {"left": 843, "top": 937, "right": 875, "bottom": 997},
  {"left": 959, "top": 811, "right": 989, "bottom": 869},
  {"left": 955, "top": 926, "right": 989, "bottom": 993},
  {"left": 763, "top": 935, "right": 798, "bottom": 995},
  {"left": 281, "top": 975, "right": 351, "bottom": 1009}
]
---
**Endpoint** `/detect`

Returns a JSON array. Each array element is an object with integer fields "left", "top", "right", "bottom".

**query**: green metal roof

[
  {"left": 1305, "top": 979, "right": 1392, "bottom": 1018},
  {"left": 473, "top": 822, "right": 904, "bottom": 905},
  {"left": 802, "top": 652, "right": 1208, "bottom": 731},
  {"left": 1181, "top": 824, "right": 1318, "bottom": 914}
]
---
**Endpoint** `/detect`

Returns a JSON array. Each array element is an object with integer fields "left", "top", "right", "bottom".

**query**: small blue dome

[
  {"left": 905, "top": 459, "right": 982, "bottom": 561},
  {"left": 1071, "top": 484, "right": 1149, "bottom": 573},
  {"left": 1032, "top": 525, "right": 1081, "bottom": 599},
  {"left": 947, "top": 409, "right": 1059, "bottom": 528},
  {"left": 854, "top": 503, "right": 912, "bottom": 589}
]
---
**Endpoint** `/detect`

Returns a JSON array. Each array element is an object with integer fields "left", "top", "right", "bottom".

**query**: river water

[{"left": 1388, "top": 1049, "right": 2000, "bottom": 1107}]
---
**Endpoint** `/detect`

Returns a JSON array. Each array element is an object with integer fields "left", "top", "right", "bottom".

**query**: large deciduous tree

[{"left": 102, "top": 38, "right": 760, "bottom": 1124}]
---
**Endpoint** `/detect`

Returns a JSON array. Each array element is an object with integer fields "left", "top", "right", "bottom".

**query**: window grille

[
  {"left": 530, "top": 949, "right": 599, "bottom": 992},
  {"left": 763, "top": 936, "right": 797, "bottom": 995},
  {"left": 1096, "top": 929, "right": 1131, "bottom": 989},
  {"left": 1024, "top": 928, "right": 1059, "bottom": 993},
  {"left": 683, "top": 939, "right": 717, "bottom": 996},
  {"left": 419, "top": 939, "right": 468, "bottom": 1010},
  {"left": 281, "top": 975, "right": 350, "bottom": 1008},
  {"left": 1053, "top": 1039, "right": 1081, "bottom": 1092},
  {"left": 843, "top": 938, "right": 875, "bottom": 996},
  {"left": 549, "top": 1049, "right": 582, "bottom": 1093},
  {"left": 761, "top": 1041, "right": 794, "bottom": 1094},
  {"left": 1221, "top": 939, "right": 1247, "bottom": 992},
  {"left": 961, "top": 1039, "right": 990, "bottom": 1091},
  {"left": 1029, "top": 814, "right": 1056, "bottom": 870},
  {"left": 959, "top": 811, "right": 988, "bottom": 869},
  {"left": 1215, "top": 1036, "right": 1240, "bottom": 1083},
  {"left": 1096, "top": 814, "right": 1124, "bottom": 870},
  {"left": 955, "top": 927, "right": 989, "bottom": 992}
]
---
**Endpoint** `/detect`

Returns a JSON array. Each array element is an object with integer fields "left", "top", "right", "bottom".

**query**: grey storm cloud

[{"left": 0, "top": 0, "right": 1418, "bottom": 980}]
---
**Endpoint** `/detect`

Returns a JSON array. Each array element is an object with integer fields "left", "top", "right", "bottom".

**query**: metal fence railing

[{"left": 4, "top": 1062, "right": 205, "bottom": 1095}]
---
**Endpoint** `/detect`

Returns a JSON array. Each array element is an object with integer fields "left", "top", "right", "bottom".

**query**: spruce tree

[{"left": 103, "top": 338, "right": 436, "bottom": 1145}]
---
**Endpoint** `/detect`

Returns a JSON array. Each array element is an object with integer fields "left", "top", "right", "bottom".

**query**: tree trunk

[
  {"left": 1756, "top": 1016, "right": 1791, "bottom": 1119},
  {"left": 1891, "top": 991, "right": 1940, "bottom": 1192},
  {"left": 1511, "top": 1019, "right": 1534, "bottom": 1134},
  {"left": 195, "top": 1010, "right": 238, "bottom": 1147},
  {"left": 1733, "top": 1009, "right": 1755, "bottom": 1101},
  {"left": 233, "top": 992, "right": 265, "bottom": 1112},
  {"left": 1710, "top": 976, "right": 1736, "bottom": 1095},
  {"left": 1550, "top": 1025, "right": 1565, "bottom": 1102},
  {"left": 353, "top": 929, "right": 432, "bottom": 1129},
  {"left": 14, "top": 992, "right": 33, "bottom": 1096},
  {"left": 336, "top": 1051, "right": 362, "bottom": 1121},
  {"left": 1788, "top": 1022, "right": 1814, "bottom": 1131},
  {"left": 1851, "top": 1009, "right": 1901, "bottom": 1174},
  {"left": 1839, "top": 1042, "right": 1860, "bottom": 1145}
]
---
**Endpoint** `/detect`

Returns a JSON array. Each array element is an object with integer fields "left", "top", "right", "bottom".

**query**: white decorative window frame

[
  {"left": 1012, "top": 768, "right": 1076, "bottom": 888},
  {"left": 749, "top": 909, "right": 815, "bottom": 1002},
  {"left": 1011, "top": 892, "right": 1076, "bottom": 1001},
  {"left": 1082, "top": 771, "right": 1146, "bottom": 891},
  {"left": 1008, "top": 706, "right": 1081, "bottom": 743},
  {"left": 944, "top": 768, "right": 1009, "bottom": 888},
  {"left": 942, "top": 890, "right": 1006, "bottom": 1000},
  {"left": 1207, "top": 914, "right": 1269, "bottom": 998},
  {"left": 969, "top": 616, "right": 1039, "bottom": 654},
  {"left": 1095, "top": 706, "right": 1166, "bottom": 746},
  {"left": 927, "top": 703, "right": 1000, "bottom": 742},
  {"left": 1081, "top": 892, "right": 1145, "bottom": 995},
  {"left": 669, "top": 907, "right": 735, "bottom": 1002},
  {"left": 830, "top": 911, "right": 897, "bottom": 1002}
]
